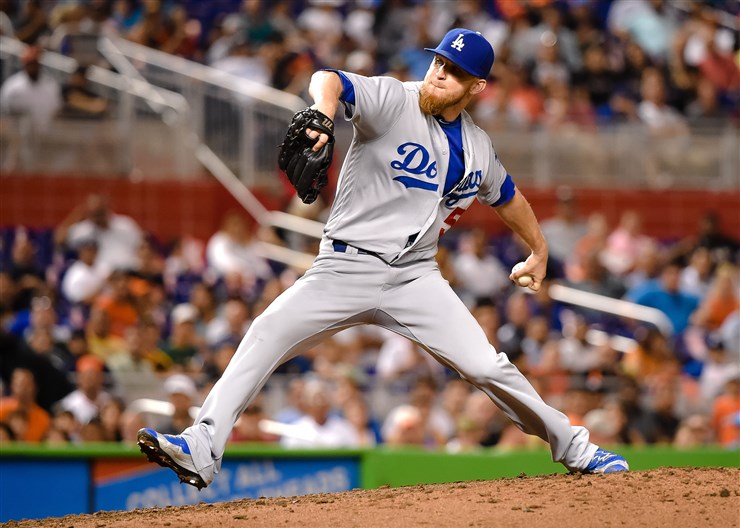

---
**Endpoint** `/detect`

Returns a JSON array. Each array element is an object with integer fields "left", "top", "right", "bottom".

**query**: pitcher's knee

[{"left": 463, "top": 352, "right": 514, "bottom": 386}]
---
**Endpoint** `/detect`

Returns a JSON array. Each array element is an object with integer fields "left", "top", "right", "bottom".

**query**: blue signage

[
  {"left": 96, "top": 457, "right": 360, "bottom": 511},
  {"left": 0, "top": 459, "right": 90, "bottom": 522}
]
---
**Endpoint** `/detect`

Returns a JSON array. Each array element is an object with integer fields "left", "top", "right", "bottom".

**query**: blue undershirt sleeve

[{"left": 492, "top": 174, "right": 516, "bottom": 207}]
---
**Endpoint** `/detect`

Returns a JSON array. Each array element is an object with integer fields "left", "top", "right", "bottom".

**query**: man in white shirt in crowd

[
  {"left": 0, "top": 46, "right": 61, "bottom": 132},
  {"left": 56, "top": 194, "right": 143, "bottom": 272},
  {"left": 61, "top": 237, "right": 110, "bottom": 305},
  {"left": 279, "top": 378, "right": 358, "bottom": 449}
]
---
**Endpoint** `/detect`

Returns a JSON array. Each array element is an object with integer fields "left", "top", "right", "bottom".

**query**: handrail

[
  {"left": 97, "top": 38, "right": 325, "bottom": 269},
  {"left": 0, "top": 36, "right": 188, "bottom": 118},
  {"left": 586, "top": 329, "right": 636, "bottom": 353},
  {"left": 98, "top": 37, "right": 189, "bottom": 122},
  {"left": 548, "top": 283, "right": 674, "bottom": 336},
  {"left": 112, "top": 37, "right": 307, "bottom": 112}
]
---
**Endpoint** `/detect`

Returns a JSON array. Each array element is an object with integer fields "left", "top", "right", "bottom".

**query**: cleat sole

[{"left": 137, "top": 430, "right": 207, "bottom": 490}]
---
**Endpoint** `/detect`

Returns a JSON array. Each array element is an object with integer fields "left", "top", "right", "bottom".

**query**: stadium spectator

[
  {"left": 99, "top": 398, "right": 125, "bottom": 442},
  {"left": 93, "top": 269, "right": 139, "bottom": 338},
  {"left": 280, "top": 378, "right": 359, "bottom": 448},
  {"left": 382, "top": 404, "right": 426, "bottom": 447},
  {"left": 711, "top": 375, "right": 740, "bottom": 448},
  {"left": 678, "top": 246, "right": 713, "bottom": 298},
  {"left": 60, "top": 65, "right": 108, "bottom": 119},
  {"left": 452, "top": 228, "right": 510, "bottom": 306},
  {"left": 690, "top": 263, "right": 739, "bottom": 332},
  {"left": 623, "top": 240, "right": 664, "bottom": 300},
  {"left": 203, "top": 296, "right": 251, "bottom": 349},
  {"left": 471, "top": 300, "right": 501, "bottom": 350},
  {"left": 601, "top": 210, "right": 654, "bottom": 277},
  {"left": 540, "top": 187, "right": 588, "bottom": 267},
  {"left": 85, "top": 307, "right": 127, "bottom": 362},
  {"left": 558, "top": 313, "right": 607, "bottom": 375},
  {"left": 342, "top": 396, "right": 380, "bottom": 447},
  {"left": 0, "top": 367, "right": 51, "bottom": 442},
  {"left": 622, "top": 326, "right": 680, "bottom": 384},
  {"left": 686, "top": 77, "right": 729, "bottom": 126},
  {"left": 155, "top": 373, "right": 199, "bottom": 436},
  {"left": 205, "top": 212, "right": 273, "bottom": 298},
  {"left": 698, "top": 335, "right": 740, "bottom": 403},
  {"left": 0, "top": 45, "right": 61, "bottom": 132},
  {"left": 273, "top": 377, "right": 306, "bottom": 425},
  {"left": 0, "top": 0, "right": 14, "bottom": 38},
  {"left": 61, "top": 237, "right": 110, "bottom": 305},
  {"left": 57, "top": 354, "right": 112, "bottom": 426},
  {"left": 106, "top": 324, "right": 156, "bottom": 374},
  {"left": 637, "top": 68, "right": 689, "bottom": 137},
  {"left": 211, "top": 37, "right": 270, "bottom": 84},
  {"left": 633, "top": 259, "right": 701, "bottom": 335},
  {"left": 56, "top": 194, "right": 143, "bottom": 272},
  {"left": 383, "top": 377, "right": 453, "bottom": 449},
  {"left": 566, "top": 212, "right": 609, "bottom": 283},
  {"left": 6, "top": 229, "right": 46, "bottom": 312},
  {"left": 13, "top": 0, "right": 48, "bottom": 44},
  {"left": 496, "top": 291, "right": 531, "bottom": 365},
  {"left": 673, "top": 414, "right": 713, "bottom": 448},
  {"left": 109, "top": 0, "right": 142, "bottom": 35},
  {"left": 230, "top": 396, "right": 278, "bottom": 444}
]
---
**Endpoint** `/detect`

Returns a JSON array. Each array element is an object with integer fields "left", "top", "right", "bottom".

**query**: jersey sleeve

[
  {"left": 323, "top": 69, "right": 407, "bottom": 140},
  {"left": 477, "top": 143, "right": 514, "bottom": 207}
]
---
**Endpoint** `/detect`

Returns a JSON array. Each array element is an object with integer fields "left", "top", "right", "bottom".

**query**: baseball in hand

[{"left": 511, "top": 262, "right": 533, "bottom": 287}]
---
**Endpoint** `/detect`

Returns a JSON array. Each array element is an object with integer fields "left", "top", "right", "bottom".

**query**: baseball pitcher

[{"left": 139, "top": 28, "right": 628, "bottom": 489}]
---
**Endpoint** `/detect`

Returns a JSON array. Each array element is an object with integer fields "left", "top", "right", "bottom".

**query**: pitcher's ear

[{"left": 470, "top": 79, "right": 486, "bottom": 96}]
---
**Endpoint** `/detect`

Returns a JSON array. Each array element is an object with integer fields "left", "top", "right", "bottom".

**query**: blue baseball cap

[{"left": 424, "top": 28, "right": 495, "bottom": 79}]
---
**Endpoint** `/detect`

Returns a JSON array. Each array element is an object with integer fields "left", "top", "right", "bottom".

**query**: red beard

[{"left": 418, "top": 81, "right": 465, "bottom": 116}]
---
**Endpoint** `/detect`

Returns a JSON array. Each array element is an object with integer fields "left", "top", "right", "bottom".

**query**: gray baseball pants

[{"left": 181, "top": 245, "right": 597, "bottom": 483}]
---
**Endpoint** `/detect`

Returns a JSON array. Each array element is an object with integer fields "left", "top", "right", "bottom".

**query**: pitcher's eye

[{"left": 433, "top": 56, "right": 443, "bottom": 66}]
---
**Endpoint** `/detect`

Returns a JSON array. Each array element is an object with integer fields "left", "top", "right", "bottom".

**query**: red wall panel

[{"left": 1, "top": 175, "right": 738, "bottom": 243}]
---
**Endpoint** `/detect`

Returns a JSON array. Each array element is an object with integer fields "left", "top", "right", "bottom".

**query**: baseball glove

[{"left": 278, "top": 107, "right": 335, "bottom": 204}]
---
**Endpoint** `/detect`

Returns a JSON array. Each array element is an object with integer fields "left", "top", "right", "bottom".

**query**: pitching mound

[{"left": 5, "top": 467, "right": 738, "bottom": 528}]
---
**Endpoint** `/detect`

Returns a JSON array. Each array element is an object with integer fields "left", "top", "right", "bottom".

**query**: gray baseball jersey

[
  {"left": 323, "top": 71, "right": 508, "bottom": 264},
  {"left": 179, "top": 71, "right": 598, "bottom": 485}
]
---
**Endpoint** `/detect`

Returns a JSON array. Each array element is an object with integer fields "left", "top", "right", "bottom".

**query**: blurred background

[{"left": 0, "top": 0, "right": 738, "bottom": 521}]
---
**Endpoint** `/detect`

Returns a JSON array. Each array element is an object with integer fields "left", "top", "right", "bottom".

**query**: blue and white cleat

[
  {"left": 583, "top": 448, "right": 630, "bottom": 474},
  {"left": 137, "top": 428, "right": 208, "bottom": 489}
]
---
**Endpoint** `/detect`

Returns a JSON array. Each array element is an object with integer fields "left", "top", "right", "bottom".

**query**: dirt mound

[{"left": 4, "top": 467, "right": 738, "bottom": 528}]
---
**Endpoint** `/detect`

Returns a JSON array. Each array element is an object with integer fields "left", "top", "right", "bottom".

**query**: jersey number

[{"left": 439, "top": 207, "right": 465, "bottom": 237}]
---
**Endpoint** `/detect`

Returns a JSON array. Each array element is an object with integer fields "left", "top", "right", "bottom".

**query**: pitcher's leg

[
  {"left": 380, "top": 266, "right": 596, "bottom": 471},
  {"left": 182, "top": 257, "right": 381, "bottom": 480}
]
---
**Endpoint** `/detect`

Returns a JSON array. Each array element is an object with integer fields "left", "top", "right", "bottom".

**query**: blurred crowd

[
  {"left": 1, "top": 190, "right": 738, "bottom": 452},
  {"left": 0, "top": 0, "right": 738, "bottom": 135},
  {"left": 0, "top": 0, "right": 738, "bottom": 454}
]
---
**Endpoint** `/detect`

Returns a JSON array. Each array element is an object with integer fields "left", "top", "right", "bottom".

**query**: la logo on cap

[{"left": 451, "top": 34, "right": 465, "bottom": 51}]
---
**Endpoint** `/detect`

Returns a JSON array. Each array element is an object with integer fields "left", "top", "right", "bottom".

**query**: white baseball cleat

[{"left": 137, "top": 428, "right": 210, "bottom": 489}]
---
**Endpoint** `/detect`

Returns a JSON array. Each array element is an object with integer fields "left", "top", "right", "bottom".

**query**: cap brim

[{"left": 424, "top": 48, "right": 479, "bottom": 78}]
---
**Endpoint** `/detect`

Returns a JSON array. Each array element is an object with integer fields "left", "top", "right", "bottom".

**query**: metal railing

[
  {"left": 0, "top": 36, "right": 197, "bottom": 177},
  {"left": 96, "top": 37, "right": 325, "bottom": 266},
  {"left": 109, "top": 37, "right": 307, "bottom": 189},
  {"left": 484, "top": 122, "right": 738, "bottom": 190},
  {"left": 549, "top": 283, "right": 675, "bottom": 336}
]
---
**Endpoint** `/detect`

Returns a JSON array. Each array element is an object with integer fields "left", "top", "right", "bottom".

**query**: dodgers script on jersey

[{"left": 322, "top": 71, "right": 509, "bottom": 265}]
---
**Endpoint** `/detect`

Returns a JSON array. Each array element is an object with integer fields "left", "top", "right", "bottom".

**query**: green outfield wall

[
  {"left": 1, "top": 444, "right": 737, "bottom": 521},
  {"left": 358, "top": 446, "right": 740, "bottom": 488}
]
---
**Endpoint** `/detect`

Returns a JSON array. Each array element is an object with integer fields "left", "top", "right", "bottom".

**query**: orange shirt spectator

[
  {"left": 0, "top": 368, "right": 51, "bottom": 442},
  {"left": 711, "top": 378, "right": 740, "bottom": 447},
  {"left": 94, "top": 270, "right": 139, "bottom": 337},
  {"left": 692, "top": 264, "right": 739, "bottom": 331}
]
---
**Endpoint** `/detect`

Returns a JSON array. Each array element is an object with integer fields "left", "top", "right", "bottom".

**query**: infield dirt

[{"left": 4, "top": 467, "right": 738, "bottom": 528}]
